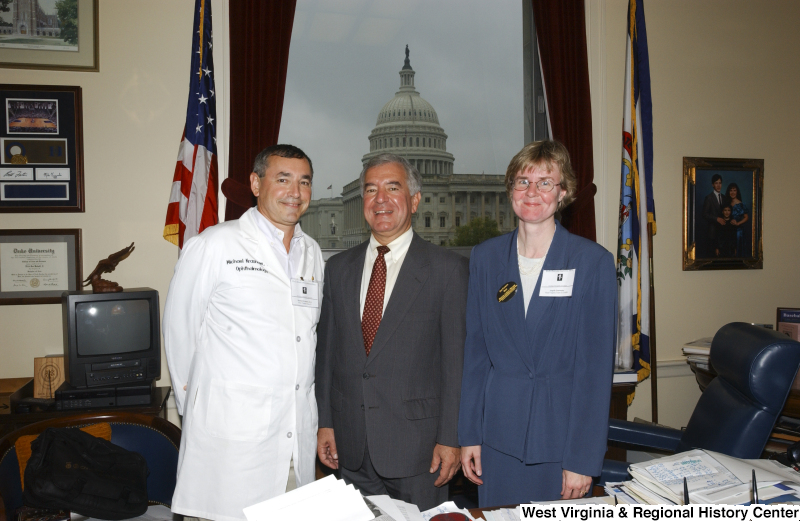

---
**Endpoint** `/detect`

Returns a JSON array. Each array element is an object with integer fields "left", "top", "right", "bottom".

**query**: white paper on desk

[
  {"left": 368, "top": 495, "right": 409, "bottom": 521},
  {"left": 393, "top": 499, "right": 424, "bottom": 521},
  {"left": 243, "top": 475, "right": 372, "bottom": 521},
  {"left": 632, "top": 449, "right": 741, "bottom": 499},
  {"left": 709, "top": 450, "right": 800, "bottom": 485}
]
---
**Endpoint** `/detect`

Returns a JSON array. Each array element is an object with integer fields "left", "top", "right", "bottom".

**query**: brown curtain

[
  {"left": 531, "top": 0, "right": 596, "bottom": 241},
  {"left": 224, "top": 0, "right": 297, "bottom": 221}
]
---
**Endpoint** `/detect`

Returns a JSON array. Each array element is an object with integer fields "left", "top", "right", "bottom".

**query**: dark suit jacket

[
  {"left": 316, "top": 232, "right": 469, "bottom": 478},
  {"left": 458, "top": 222, "right": 617, "bottom": 478}
]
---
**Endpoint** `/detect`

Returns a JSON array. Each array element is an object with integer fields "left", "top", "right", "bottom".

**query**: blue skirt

[{"left": 478, "top": 444, "right": 564, "bottom": 508}]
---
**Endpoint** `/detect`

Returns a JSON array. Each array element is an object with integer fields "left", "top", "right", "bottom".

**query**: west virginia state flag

[
  {"left": 164, "top": 0, "right": 219, "bottom": 248},
  {"left": 617, "top": 0, "right": 656, "bottom": 388}
]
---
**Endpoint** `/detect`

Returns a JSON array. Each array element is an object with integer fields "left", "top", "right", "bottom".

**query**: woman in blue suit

[{"left": 459, "top": 140, "right": 617, "bottom": 507}]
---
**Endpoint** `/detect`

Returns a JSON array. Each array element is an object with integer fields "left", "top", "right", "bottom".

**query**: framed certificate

[
  {"left": 0, "top": 228, "right": 82, "bottom": 305},
  {"left": 0, "top": 85, "right": 85, "bottom": 212}
]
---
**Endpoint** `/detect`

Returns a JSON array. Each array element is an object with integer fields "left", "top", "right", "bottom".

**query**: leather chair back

[
  {"left": 677, "top": 322, "right": 800, "bottom": 458},
  {"left": 0, "top": 412, "right": 180, "bottom": 518}
]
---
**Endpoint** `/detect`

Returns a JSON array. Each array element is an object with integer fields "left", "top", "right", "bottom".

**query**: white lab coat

[{"left": 163, "top": 207, "right": 324, "bottom": 521}]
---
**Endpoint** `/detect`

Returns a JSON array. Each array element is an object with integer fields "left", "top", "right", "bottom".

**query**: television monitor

[{"left": 62, "top": 288, "right": 161, "bottom": 388}]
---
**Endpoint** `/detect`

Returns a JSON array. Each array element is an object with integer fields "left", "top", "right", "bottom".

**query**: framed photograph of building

[
  {"left": 0, "top": 84, "right": 84, "bottom": 213},
  {"left": 0, "top": 228, "right": 82, "bottom": 305},
  {"left": 0, "top": 0, "right": 99, "bottom": 72},
  {"left": 683, "top": 156, "right": 763, "bottom": 271}
]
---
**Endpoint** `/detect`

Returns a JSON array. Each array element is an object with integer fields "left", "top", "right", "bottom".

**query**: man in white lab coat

[{"left": 164, "top": 144, "right": 324, "bottom": 521}]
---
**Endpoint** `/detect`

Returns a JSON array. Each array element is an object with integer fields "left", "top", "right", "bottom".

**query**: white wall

[{"left": 589, "top": 0, "right": 800, "bottom": 428}]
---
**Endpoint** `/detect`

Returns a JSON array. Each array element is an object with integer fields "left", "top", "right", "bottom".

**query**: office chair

[
  {"left": 601, "top": 322, "right": 800, "bottom": 484},
  {"left": 0, "top": 411, "right": 181, "bottom": 518}
]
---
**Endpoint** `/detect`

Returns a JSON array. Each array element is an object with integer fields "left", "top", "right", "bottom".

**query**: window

[
  {"left": 425, "top": 216, "right": 431, "bottom": 228},
  {"left": 416, "top": 137, "right": 419, "bottom": 146},
  {"left": 331, "top": 213, "right": 335, "bottom": 218},
  {"left": 403, "top": 137, "right": 406, "bottom": 146},
  {"left": 470, "top": 196, "right": 475, "bottom": 204},
  {"left": 439, "top": 216, "right": 446, "bottom": 228},
  {"left": 440, "top": 240, "right": 446, "bottom": 246},
  {"left": 439, "top": 197, "right": 445, "bottom": 203},
  {"left": 499, "top": 213, "right": 504, "bottom": 225},
  {"left": 485, "top": 195, "right": 490, "bottom": 203},
  {"left": 455, "top": 197, "right": 461, "bottom": 203},
  {"left": 330, "top": 241, "right": 336, "bottom": 248},
  {"left": 425, "top": 196, "right": 431, "bottom": 203},
  {"left": 279, "top": 0, "right": 523, "bottom": 240},
  {"left": 455, "top": 216, "right": 461, "bottom": 227}
]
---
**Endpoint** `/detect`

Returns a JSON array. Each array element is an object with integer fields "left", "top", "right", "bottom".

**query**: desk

[{"left": 0, "top": 385, "right": 170, "bottom": 440}]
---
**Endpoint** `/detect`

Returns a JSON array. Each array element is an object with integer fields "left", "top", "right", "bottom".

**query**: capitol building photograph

[{"left": 301, "top": 47, "right": 516, "bottom": 250}]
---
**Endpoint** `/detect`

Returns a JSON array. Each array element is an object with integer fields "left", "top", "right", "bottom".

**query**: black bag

[{"left": 23, "top": 427, "right": 149, "bottom": 520}]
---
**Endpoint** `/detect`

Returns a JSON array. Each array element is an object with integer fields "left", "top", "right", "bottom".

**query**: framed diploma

[
  {"left": 0, "top": 85, "right": 85, "bottom": 213},
  {"left": 0, "top": 228, "right": 82, "bottom": 305}
]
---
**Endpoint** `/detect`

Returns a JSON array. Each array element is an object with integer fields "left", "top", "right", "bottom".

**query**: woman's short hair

[
  {"left": 360, "top": 153, "right": 422, "bottom": 196},
  {"left": 504, "top": 140, "right": 577, "bottom": 211},
  {"left": 726, "top": 183, "right": 741, "bottom": 201},
  {"left": 253, "top": 144, "right": 314, "bottom": 178}
]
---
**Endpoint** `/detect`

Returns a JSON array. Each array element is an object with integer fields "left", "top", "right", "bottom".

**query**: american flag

[
  {"left": 616, "top": 0, "right": 655, "bottom": 382},
  {"left": 164, "top": 0, "right": 218, "bottom": 249}
]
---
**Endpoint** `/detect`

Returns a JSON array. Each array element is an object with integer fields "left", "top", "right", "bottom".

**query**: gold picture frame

[
  {"left": 0, "top": 0, "right": 99, "bottom": 72},
  {"left": 683, "top": 156, "right": 763, "bottom": 271}
]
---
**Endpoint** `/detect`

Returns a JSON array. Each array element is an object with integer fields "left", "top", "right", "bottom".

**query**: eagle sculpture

[{"left": 83, "top": 243, "right": 135, "bottom": 293}]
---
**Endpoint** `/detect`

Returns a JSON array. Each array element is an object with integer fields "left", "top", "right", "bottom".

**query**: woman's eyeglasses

[{"left": 513, "top": 178, "right": 560, "bottom": 192}]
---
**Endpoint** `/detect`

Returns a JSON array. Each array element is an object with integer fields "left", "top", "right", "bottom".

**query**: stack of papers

[
  {"left": 243, "top": 475, "right": 374, "bottom": 521},
  {"left": 683, "top": 338, "right": 712, "bottom": 369},
  {"left": 604, "top": 449, "right": 800, "bottom": 505}
]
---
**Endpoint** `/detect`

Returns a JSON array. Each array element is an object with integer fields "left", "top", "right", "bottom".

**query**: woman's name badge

[
  {"left": 539, "top": 269, "right": 575, "bottom": 297},
  {"left": 497, "top": 282, "right": 518, "bottom": 303},
  {"left": 291, "top": 278, "right": 319, "bottom": 308}
]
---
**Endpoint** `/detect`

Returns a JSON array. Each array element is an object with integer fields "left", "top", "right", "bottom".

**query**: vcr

[{"left": 84, "top": 358, "right": 155, "bottom": 386}]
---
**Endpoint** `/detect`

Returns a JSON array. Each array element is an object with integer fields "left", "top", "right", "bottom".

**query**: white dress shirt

[
  {"left": 254, "top": 210, "right": 305, "bottom": 279},
  {"left": 359, "top": 226, "right": 414, "bottom": 317}
]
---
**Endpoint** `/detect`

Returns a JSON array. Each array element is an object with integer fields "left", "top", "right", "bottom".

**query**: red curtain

[
  {"left": 531, "top": 0, "right": 596, "bottom": 241},
  {"left": 224, "top": 0, "right": 297, "bottom": 221}
]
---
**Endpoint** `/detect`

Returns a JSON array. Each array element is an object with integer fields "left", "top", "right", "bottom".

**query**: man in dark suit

[
  {"left": 316, "top": 153, "right": 469, "bottom": 510},
  {"left": 702, "top": 173, "right": 728, "bottom": 257}
]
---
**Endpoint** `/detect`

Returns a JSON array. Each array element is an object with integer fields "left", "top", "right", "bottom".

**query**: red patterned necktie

[{"left": 362, "top": 245, "right": 390, "bottom": 356}]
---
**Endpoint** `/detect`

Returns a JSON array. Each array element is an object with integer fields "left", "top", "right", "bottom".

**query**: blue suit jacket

[{"left": 458, "top": 222, "right": 617, "bottom": 477}]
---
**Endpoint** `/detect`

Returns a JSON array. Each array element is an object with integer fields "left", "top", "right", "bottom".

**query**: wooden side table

[{"left": 0, "top": 385, "right": 171, "bottom": 440}]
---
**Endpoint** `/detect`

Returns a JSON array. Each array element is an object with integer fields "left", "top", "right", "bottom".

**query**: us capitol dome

[
  {"left": 360, "top": 45, "right": 454, "bottom": 176},
  {"left": 303, "top": 47, "right": 514, "bottom": 250}
]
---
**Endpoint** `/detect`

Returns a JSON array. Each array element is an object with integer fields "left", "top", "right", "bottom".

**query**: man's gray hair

[{"left": 360, "top": 153, "right": 422, "bottom": 196}]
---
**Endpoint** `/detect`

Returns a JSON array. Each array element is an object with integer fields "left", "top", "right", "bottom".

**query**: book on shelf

[{"left": 613, "top": 370, "right": 638, "bottom": 384}]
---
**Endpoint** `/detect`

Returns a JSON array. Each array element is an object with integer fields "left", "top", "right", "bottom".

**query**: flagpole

[{"left": 648, "top": 221, "right": 658, "bottom": 423}]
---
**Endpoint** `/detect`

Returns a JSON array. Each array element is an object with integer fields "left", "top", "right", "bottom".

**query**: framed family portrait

[
  {"left": 683, "top": 156, "right": 763, "bottom": 271},
  {"left": 0, "top": 228, "right": 82, "bottom": 305},
  {"left": 0, "top": 84, "right": 84, "bottom": 213},
  {"left": 0, "top": 0, "right": 99, "bottom": 72}
]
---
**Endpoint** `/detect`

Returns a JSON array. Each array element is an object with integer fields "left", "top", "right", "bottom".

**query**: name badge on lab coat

[
  {"left": 291, "top": 279, "right": 319, "bottom": 308},
  {"left": 539, "top": 269, "right": 575, "bottom": 297}
]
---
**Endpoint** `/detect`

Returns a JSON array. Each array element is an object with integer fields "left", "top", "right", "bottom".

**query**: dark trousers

[{"left": 339, "top": 439, "right": 448, "bottom": 511}]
